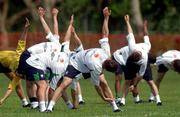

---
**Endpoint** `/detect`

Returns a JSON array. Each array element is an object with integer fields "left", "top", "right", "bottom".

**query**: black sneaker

[
  {"left": 135, "top": 100, "right": 143, "bottom": 104},
  {"left": 113, "top": 108, "right": 121, "bottom": 112},
  {"left": 148, "top": 99, "right": 155, "bottom": 103},
  {"left": 119, "top": 103, "right": 125, "bottom": 106},
  {"left": 79, "top": 101, "right": 85, "bottom": 105},
  {"left": 22, "top": 103, "right": 31, "bottom": 108},
  {"left": 46, "top": 109, "right": 53, "bottom": 113},
  {"left": 157, "top": 102, "right": 162, "bottom": 106}
]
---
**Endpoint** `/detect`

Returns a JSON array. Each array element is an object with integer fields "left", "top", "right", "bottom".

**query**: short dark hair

[
  {"left": 173, "top": 59, "right": 180, "bottom": 73},
  {"left": 128, "top": 51, "right": 142, "bottom": 62},
  {"left": 103, "top": 59, "right": 118, "bottom": 72}
]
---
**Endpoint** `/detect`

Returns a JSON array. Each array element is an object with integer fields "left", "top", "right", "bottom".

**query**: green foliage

[{"left": 4, "top": 1, "right": 180, "bottom": 33}]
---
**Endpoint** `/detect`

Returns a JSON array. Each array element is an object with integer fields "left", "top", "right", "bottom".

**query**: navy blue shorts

[
  {"left": 158, "top": 64, "right": 168, "bottom": 73},
  {"left": 123, "top": 60, "right": 152, "bottom": 81},
  {"left": 64, "top": 65, "right": 81, "bottom": 79},
  {"left": 0, "top": 63, "right": 11, "bottom": 73},
  {"left": 16, "top": 50, "right": 30, "bottom": 75},
  {"left": 115, "top": 63, "right": 124, "bottom": 75},
  {"left": 25, "top": 63, "right": 47, "bottom": 81},
  {"left": 64, "top": 65, "right": 91, "bottom": 79}
]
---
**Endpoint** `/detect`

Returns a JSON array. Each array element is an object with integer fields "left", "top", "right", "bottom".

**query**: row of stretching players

[
  {"left": 0, "top": 7, "right": 84, "bottom": 108},
  {"left": 16, "top": 7, "right": 86, "bottom": 111},
  {"left": 0, "top": 6, "right": 179, "bottom": 113}
]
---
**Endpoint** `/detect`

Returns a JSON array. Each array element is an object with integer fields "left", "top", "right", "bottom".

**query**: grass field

[{"left": 0, "top": 68, "right": 180, "bottom": 117}]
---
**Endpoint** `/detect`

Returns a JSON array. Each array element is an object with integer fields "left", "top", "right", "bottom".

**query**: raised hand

[
  {"left": 52, "top": 8, "right": 59, "bottom": 16},
  {"left": 124, "top": 14, "right": 129, "bottom": 22},
  {"left": 103, "top": 7, "right": 111, "bottom": 17},
  {"left": 70, "top": 14, "right": 74, "bottom": 26},
  {"left": 25, "top": 17, "right": 30, "bottom": 28},
  {"left": 37, "top": 7, "right": 46, "bottom": 17}
]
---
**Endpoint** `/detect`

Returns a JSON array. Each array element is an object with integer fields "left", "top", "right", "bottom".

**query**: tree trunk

[
  {"left": 130, "top": 0, "right": 143, "bottom": 35},
  {"left": 0, "top": 0, "right": 9, "bottom": 48}
]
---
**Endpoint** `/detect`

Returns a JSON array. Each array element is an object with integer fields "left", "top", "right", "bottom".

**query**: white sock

[
  {"left": 111, "top": 101, "right": 119, "bottom": 111},
  {"left": 31, "top": 101, "right": 39, "bottom": 109},
  {"left": 78, "top": 94, "right": 83, "bottom": 102},
  {"left": 120, "top": 97, "right": 125, "bottom": 105},
  {"left": 155, "top": 95, "right": 161, "bottom": 103},
  {"left": 39, "top": 101, "right": 46, "bottom": 112},
  {"left": 45, "top": 101, "right": 49, "bottom": 108},
  {"left": 134, "top": 95, "right": 140, "bottom": 102},
  {"left": 22, "top": 98, "right": 29, "bottom": 106},
  {"left": 66, "top": 100, "right": 73, "bottom": 109},
  {"left": 47, "top": 101, "right": 55, "bottom": 111},
  {"left": 149, "top": 93, "right": 155, "bottom": 100}
]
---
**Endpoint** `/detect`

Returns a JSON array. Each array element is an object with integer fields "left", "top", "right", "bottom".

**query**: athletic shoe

[
  {"left": 135, "top": 100, "right": 143, "bottom": 104},
  {"left": 115, "top": 97, "right": 121, "bottom": 104},
  {"left": 22, "top": 103, "right": 31, "bottom": 108},
  {"left": 39, "top": 109, "right": 47, "bottom": 113},
  {"left": 79, "top": 101, "right": 85, "bottom": 105},
  {"left": 119, "top": 102, "right": 125, "bottom": 106},
  {"left": 46, "top": 109, "right": 53, "bottom": 113},
  {"left": 157, "top": 102, "right": 162, "bottom": 106},
  {"left": 113, "top": 108, "right": 121, "bottom": 112},
  {"left": 148, "top": 99, "right": 155, "bottom": 103}
]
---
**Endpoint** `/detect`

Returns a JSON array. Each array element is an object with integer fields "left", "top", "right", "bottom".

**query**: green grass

[{"left": 0, "top": 68, "right": 180, "bottom": 117}]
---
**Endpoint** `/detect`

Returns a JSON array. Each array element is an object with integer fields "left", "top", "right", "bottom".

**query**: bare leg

[
  {"left": 35, "top": 80, "right": 48, "bottom": 112},
  {"left": 120, "top": 80, "right": 132, "bottom": 105},
  {"left": 147, "top": 80, "right": 162, "bottom": 105},
  {"left": 47, "top": 77, "right": 73, "bottom": 111},
  {"left": 155, "top": 72, "right": 166, "bottom": 90},
  {"left": 26, "top": 80, "right": 38, "bottom": 109},
  {"left": 76, "top": 81, "right": 85, "bottom": 104},
  {"left": 115, "top": 74, "right": 122, "bottom": 98},
  {"left": 99, "top": 74, "right": 120, "bottom": 112}
]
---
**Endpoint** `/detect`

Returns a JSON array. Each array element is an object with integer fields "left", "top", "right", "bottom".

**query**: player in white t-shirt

[
  {"left": 16, "top": 7, "right": 63, "bottom": 110},
  {"left": 47, "top": 7, "right": 121, "bottom": 112},
  {"left": 112, "top": 15, "right": 161, "bottom": 106},
  {"left": 149, "top": 50, "right": 180, "bottom": 101}
]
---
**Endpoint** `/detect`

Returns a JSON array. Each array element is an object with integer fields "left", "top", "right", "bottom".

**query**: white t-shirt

[
  {"left": 49, "top": 43, "right": 84, "bottom": 90},
  {"left": 156, "top": 50, "right": 180, "bottom": 69},
  {"left": 70, "top": 38, "right": 111, "bottom": 86},
  {"left": 113, "top": 33, "right": 151, "bottom": 76},
  {"left": 27, "top": 32, "right": 61, "bottom": 55}
]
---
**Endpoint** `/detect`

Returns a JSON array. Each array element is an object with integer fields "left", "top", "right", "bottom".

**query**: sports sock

[
  {"left": 111, "top": 101, "right": 119, "bottom": 111},
  {"left": 78, "top": 94, "right": 84, "bottom": 102},
  {"left": 149, "top": 93, "right": 155, "bottom": 100},
  {"left": 120, "top": 97, "right": 125, "bottom": 105},
  {"left": 155, "top": 95, "right": 161, "bottom": 103},
  {"left": 133, "top": 95, "right": 140, "bottom": 102},
  {"left": 39, "top": 101, "right": 46, "bottom": 112},
  {"left": 47, "top": 101, "right": 55, "bottom": 111},
  {"left": 29, "top": 97, "right": 38, "bottom": 109},
  {"left": 66, "top": 100, "right": 73, "bottom": 109},
  {"left": 22, "top": 98, "right": 29, "bottom": 106}
]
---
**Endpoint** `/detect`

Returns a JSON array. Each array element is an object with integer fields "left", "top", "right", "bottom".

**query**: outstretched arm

[
  {"left": 38, "top": 7, "right": 51, "bottom": 34},
  {"left": 143, "top": 19, "right": 151, "bottom": 50},
  {"left": 63, "top": 15, "right": 74, "bottom": 43},
  {"left": 102, "top": 7, "right": 111, "bottom": 38},
  {"left": 61, "top": 15, "right": 74, "bottom": 53},
  {"left": 19, "top": 18, "right": 30, "bottom": 41},
  {"left": 52, "top": 8, "right": 59, "bottom": 36},
  {"left": 15, "top": 18, "right": 30, "bottom": 57},
  {"left": 124, "top": 15, "right": 136, "bottom": 52},
  {"left": 124, "top": 15, "right": 133, "bottom": 34},
  {"left": 143, "top": 19, "right": 148, "bottom": 36},
  {"left": 71, "top": 26, "right": 82, "bottom": 47}
]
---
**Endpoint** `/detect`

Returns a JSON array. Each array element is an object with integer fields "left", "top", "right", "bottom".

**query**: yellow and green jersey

[{"left": 0, "top": 39, "right": 26, "bottom": 90}]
